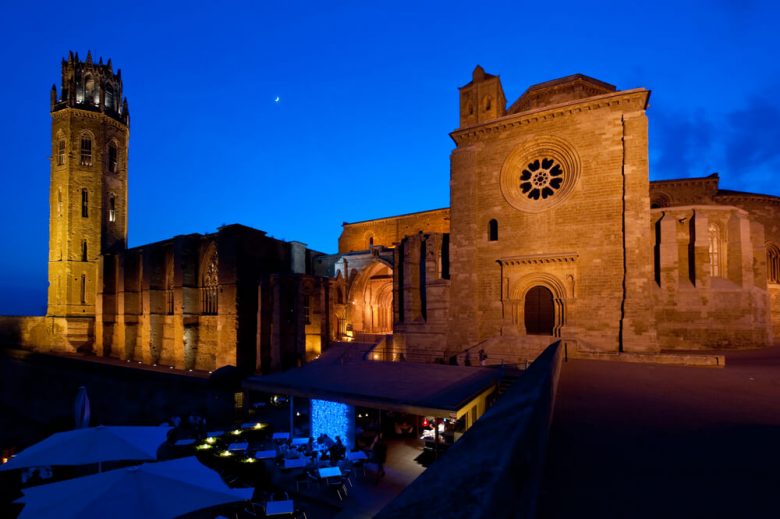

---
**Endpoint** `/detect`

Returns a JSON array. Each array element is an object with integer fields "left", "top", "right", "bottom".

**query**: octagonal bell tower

[{"left": 47, "top": 51, "right": 129, "bottom": 346}]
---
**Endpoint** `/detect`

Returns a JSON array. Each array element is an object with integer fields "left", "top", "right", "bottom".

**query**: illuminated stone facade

[
  {"left": 5, "top": 57, "right": 778, "bottom": 371},
  {"left": 337, "top": 68, "right": 778, "bottom": 364}
]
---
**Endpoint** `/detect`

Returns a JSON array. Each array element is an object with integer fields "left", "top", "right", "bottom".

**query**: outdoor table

[
  {"left": 283, "top": 457, "right": 307, "bottom": 469},
  {"left": 272, "top": 432, "right": 290, "bottom": 441},
  {"left": 347, "top": 450, "right": 367, "bottom": 461},
  {"left": 265, "top": 499, "right": 294, "bottom": 516},
  {"left": 228, "top": 442, "right": 248, "bottom": 452},
  {"left": 174, "top": 438, "right": 197, "bottom": 447},
  {"left": 254, "top": 449, "right": 277, "bottom": 460},
  {"left": 318, "top": 466, "right": 342, "bottom": 479},
  {"left": 291, "top": 437, "right": 309, "bottom": 446}
]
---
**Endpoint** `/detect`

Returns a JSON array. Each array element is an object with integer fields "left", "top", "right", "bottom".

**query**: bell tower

[{"left": 47, "top": 51, "right": 129, "bottom": 331}]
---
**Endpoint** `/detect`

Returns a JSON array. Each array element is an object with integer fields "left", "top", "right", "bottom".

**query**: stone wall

[{"left": 0, "top": 316, "right": 68, "bottom": 351}]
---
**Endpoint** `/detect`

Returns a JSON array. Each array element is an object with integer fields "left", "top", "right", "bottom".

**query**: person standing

[{"left": 372, "top": 434, "right": 387, "bottom": 484}]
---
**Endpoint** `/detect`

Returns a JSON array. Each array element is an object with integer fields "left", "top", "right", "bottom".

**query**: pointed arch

[
  {"left": 767, "top": 243, "right": 780, "bottom": 284},
  {"left": 509, "top": 272, "right": 568, "bottom": 337},
  {"left": 200, "top": 243, "right": 218, "bottom": 315}
]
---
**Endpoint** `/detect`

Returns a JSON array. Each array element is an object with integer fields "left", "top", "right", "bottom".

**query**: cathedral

[{"left": 3, "top": 54, "right": 778, "bottom": 372}]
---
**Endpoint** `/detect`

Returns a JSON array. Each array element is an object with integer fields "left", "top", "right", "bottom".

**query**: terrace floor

[{"left": 539, "top": 347, "right": 780, "bottom": 518}]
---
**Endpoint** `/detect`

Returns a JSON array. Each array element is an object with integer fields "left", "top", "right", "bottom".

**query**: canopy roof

[{"left": 244, "top": 348, "right": 503, "bottom": 417}]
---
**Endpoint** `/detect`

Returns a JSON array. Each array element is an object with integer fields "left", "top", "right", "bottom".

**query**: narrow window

[
  {"left": 57, "top": 139, "right": 65, "bottom": 165},
  {"left": 768, "top": 244, "right": 780, "bottom": 284},
  {"left": 708, "top": 223, "right": 723, "bottom": 278},
  {"left": 488, "top": 219, "right": 498, "bottom": 241},
  {"left": 105, "top": 84, "right": 114, "bottom": 111},
  {"left": 57, "top": 189, "right": 62, "bottom": 217},
  {"left": 108, "top": 195, "right": 116, "bottom": 222},
  {"left": 201, "top": 251, "right": 218, "bottom": 315},
  {"left": 108, "top": 143, "right": 117, "bottom": 173},
  {"left": 304, "top": 295, "right": 311, "bottom": 325},
  {"left": 80, "top": 137, "right": 92, "bottom": 166},
  {"left": 81, "top": 240, "right": 88, "bottom": 261},
  {"left": 80, "top": 274, "right": 87, "bottom": 304},
  {"left": 81, "top": 189, "right": 88, "bottom": 217},
  {"left": 368, "top": 236, "right": 374, "bottom": 249}
]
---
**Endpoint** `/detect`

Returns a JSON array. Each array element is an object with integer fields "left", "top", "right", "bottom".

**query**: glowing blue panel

[{"left": 310, "top": 399, "right": 354, "bottom": 449}]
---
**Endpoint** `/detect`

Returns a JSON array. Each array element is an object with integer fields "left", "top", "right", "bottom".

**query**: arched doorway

[{"left": 524, "top": 285, "right": 555, "bottom": 335}]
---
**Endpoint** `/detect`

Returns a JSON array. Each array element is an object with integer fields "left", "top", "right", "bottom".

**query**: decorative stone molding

[
  {"left": 499, "top": 135, "right": 581, "bottom": 213},
  {"left": 498, "top": 253, "right": 579, "bottom": 267},
  {"left": 450, "top": 89, "right": 649, "bottom": 146}
]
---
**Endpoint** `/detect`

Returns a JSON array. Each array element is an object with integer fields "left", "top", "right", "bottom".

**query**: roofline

[{"left": 342, "top": 207, "right": 450, "bottom": 227}]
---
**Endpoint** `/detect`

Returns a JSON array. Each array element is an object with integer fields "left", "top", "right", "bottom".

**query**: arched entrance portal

[
  {"left": 350, "top": 261, "right": 393, "bottom": 335},
  {"left": 524, "top": 285, "right": 555, "bottom": 335}
]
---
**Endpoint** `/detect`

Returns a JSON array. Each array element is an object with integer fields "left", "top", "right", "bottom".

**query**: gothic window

[
  {"left": 81, "top": 189, "right": 89, "bottom": 217},
  {"left": 108, "top": 194, "right": 116, "bottom": 223},
  {"left": 81, "top": 240, "right": 88, "bottom": 262},
  {"left": 201, "top": 249, "right": 218, "bottom": 315},
  {"left": 84, "top": 75, "right": 97, "bottom": 104},
  {"left": 80, "top": 137, "right": 92, "bottom": 166},
  {"left": 651, "top": 193, "right": 671, "bottom": 209},
  {"left": 80, "top": 274, "right": 87, "bottom": 304},
  {"left": 483, "top": 95, "right": 492, "bottom": 111},
  {"left": 767, "top": 244, "right": 780, "bottom": 284},
  {"left": 165, "top": 250, "right": 174, "bottom": 315},
  {"left": 304, "top": 295, "right": 311, "bottom": 325},
  {"left": 488, "top": 219, "right": 498, "bottom": 241},
  {"left": 57, "top": 139, "right": 65, "bottom": 166},
  {"left": 519, "top": 158, "right": 564, "bottom": 200},
  {"left": 708, "top": 223, "right": 724, "bottom": 278},
  {"left": 105, "top": 84, "right": 114, "bottom": 111},
  {"left": 108, "top": 143, "right": 118, "bottom": 173},
  {"left": 337, "top": 288, "right": 344, "bottom": 305},
  {"left": 57, "top": 189, "right": 62, "bottom": 217}
]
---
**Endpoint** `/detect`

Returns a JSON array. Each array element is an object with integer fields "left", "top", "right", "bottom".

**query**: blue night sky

[{"left": 0, "top": 0, "right": 778, "bottom": 315}]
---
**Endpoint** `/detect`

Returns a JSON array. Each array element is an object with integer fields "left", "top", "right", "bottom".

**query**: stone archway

[
  {"left": 510, "top": 272, "right": 567, "bottom": 337},
  {"left": 349, "top": 261, "right": 393, "bottom": 335}
]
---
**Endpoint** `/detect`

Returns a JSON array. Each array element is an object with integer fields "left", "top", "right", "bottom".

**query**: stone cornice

[
  {"left": 450, "top": 88, "right": 649, "bottom": 147},
  {"left": 343, "top": 207, "right": 450, "bottom": 227},
  {"left": 52, "top": 107, "right": 128, "bottom": 130},
  {"left": 498, "top": 252, "right": 579, "bottom": 267},
  {"left": 715, "top": 191, "right": 780, "bottom": 205}
]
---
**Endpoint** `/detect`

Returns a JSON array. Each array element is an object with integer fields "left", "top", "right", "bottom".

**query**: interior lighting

[
  {"left": 195, "top": 444, "right": 212, "bottom": 451},
  {"left": 219, "top": 450, "right": 232, "bottom": 457},
  {"left": 242, "top": 457, "right": 256, "bottom": 464},
  {"left": 252, "top": 423, "right": 267, "bottom": 430},
  {"left": 231, "top": 429, "right": 242, "bottom": 436},
  {"left": 205, "top": 437, "right": 217, "bottom": 444}
]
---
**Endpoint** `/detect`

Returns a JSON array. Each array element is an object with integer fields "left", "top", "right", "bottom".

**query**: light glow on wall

[{"left": 310, "top": 399, "right": 354, "bottom": 449}]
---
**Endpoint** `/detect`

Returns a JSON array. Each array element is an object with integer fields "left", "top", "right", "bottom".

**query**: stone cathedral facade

[{"left": 2, "top": 56, "right": 778, "bottom": 372}]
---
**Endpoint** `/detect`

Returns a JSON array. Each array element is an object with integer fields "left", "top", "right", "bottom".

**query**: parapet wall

[{"left": 0, "top": 316, "right": 70, "bottom": 352}]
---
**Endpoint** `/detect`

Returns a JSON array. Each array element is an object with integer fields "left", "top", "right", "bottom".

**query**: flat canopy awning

[{"left": 243, "top": 356, "right": 504, "bottom": 418}]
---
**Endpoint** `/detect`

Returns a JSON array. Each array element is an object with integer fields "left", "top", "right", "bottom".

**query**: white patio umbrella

[
  {"left": 15, "top": 456, "right": 253, "bottom": 519},
  {"left": 0, "top": 425, "right": 172, "bottom": 472},
  {"left": 73, "top": 386, "right": 90, "bottom": 429}
]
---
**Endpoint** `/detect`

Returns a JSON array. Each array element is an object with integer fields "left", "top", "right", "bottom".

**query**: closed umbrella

[
  {"left": 73, "top": 386, "right": 90, "bottom": 429},
  {"left": 15, "top": 456, "right": 253, "bottom": 519},
  {"left": 0, "top": 425, "right": 172, "bottom": 472}
]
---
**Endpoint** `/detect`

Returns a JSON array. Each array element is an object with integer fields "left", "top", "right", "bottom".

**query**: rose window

[{"left": 519, "top": 158, "right": 563, "bottom": 200}]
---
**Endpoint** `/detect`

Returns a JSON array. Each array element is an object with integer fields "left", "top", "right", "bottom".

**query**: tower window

[
  {"left": 57, "top": 189, "right": 62, "bottom": 217},
  {"left": 81, "top": 240, "right": 88, "bottom": 261},
  {"left": 80, "top": 138, "right": 92, "bottom": 166},
  {"left": 304, "top": 295, "right": 311, "bottom": 325},
  {"left": 57, "top": 139, "right": 65, "bottom": 166},
  {"left": 108, "top": 143, "right": 117, "bottom": 173},
  {"left": 108, "top": 195, "right": 116, "bottom": 223},
  {"left": 80, "top": 274, "right": 87, "bottom": 304},
  {"left": 488, "top": 219, "right": 498, "bottom": 241},
  {"left": 81, "top": 189, "right": 89, "bottom": 217},
  {"left": 105, "top": 84, "right": 114, "bottom": 111}
]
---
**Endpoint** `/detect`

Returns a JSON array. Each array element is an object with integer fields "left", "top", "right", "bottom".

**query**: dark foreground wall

[
  {"left": 0, "top": 348, "right": 235, "bottom": 451},
  {"left": 376, "top": 341, "right": 563, "bottom": 519}
]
